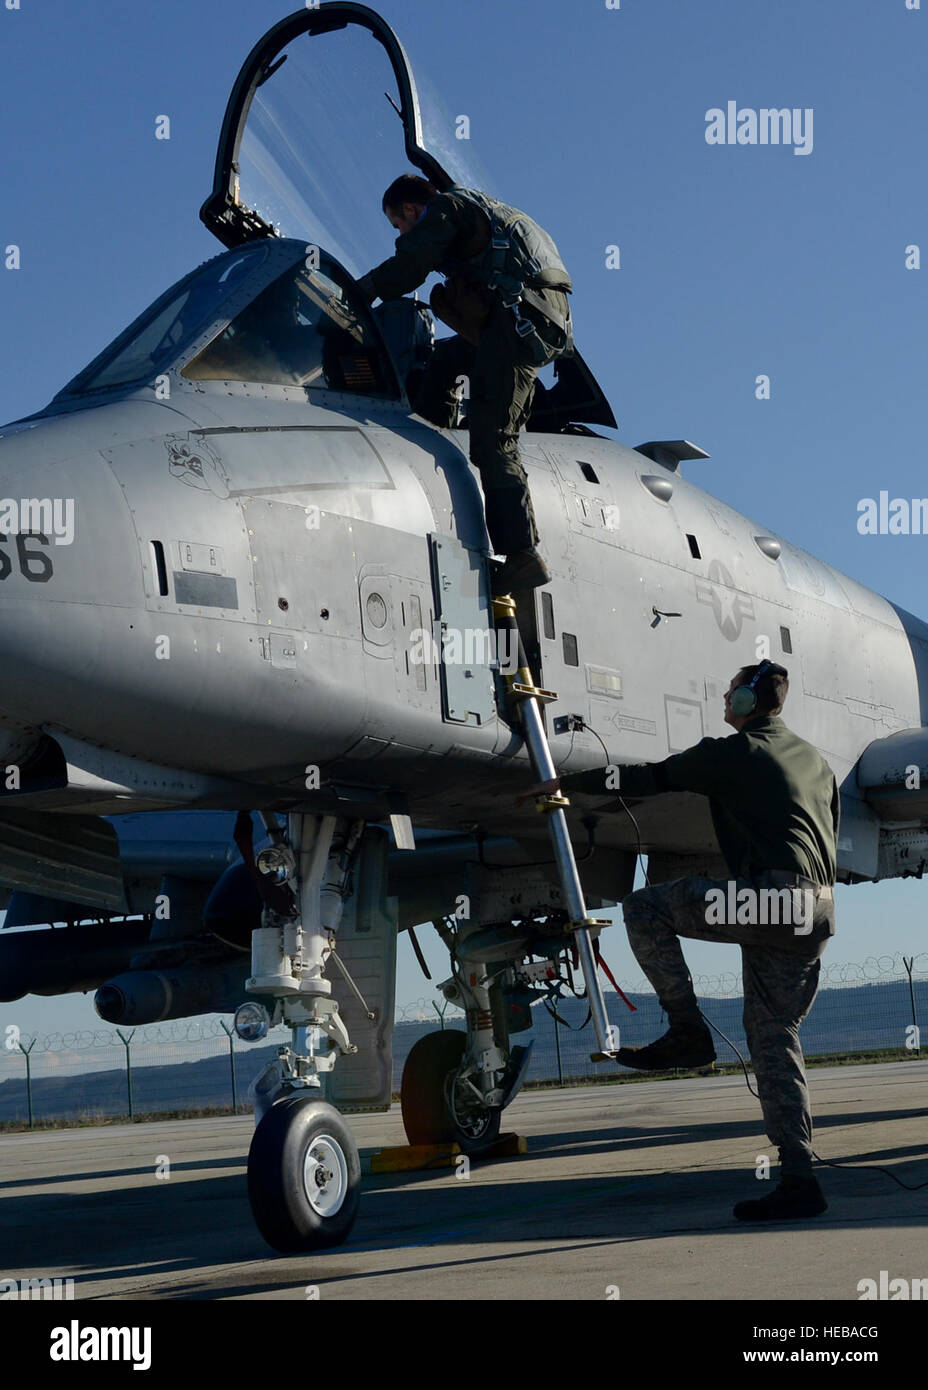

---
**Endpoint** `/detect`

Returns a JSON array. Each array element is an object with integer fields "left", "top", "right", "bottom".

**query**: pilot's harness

[{"left": 440, "top": 185, "right": 574, "bottom": 365}]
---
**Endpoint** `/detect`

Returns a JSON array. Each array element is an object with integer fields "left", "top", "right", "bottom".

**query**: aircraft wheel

[
  {"left": 247, "top": 1096, "right": 360, "bottom": 1252},
  {"left": 401, "top": 1029, "right": 501, "bottom": 1155}
]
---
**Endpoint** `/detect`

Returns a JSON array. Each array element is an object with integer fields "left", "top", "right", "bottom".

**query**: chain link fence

[{"left": 1, "top": 954, "right": 924, "bottom": 1128}]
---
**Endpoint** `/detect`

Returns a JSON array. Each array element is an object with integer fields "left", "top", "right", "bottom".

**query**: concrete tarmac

[{"left": 1, "top": 1060, "right": 926, "bottom": 1300}]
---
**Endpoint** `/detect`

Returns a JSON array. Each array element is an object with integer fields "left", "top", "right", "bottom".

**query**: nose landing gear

[
  {"left": 248, "top": 1095, "right": 360, "bottom": 1251},
  {"left": 239, "top": 812, "right": 367, "bottom": 1252}
]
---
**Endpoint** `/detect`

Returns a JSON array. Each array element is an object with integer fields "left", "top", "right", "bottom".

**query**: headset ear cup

[{"left": 730, "top": 686, "right": 756, "bottom": 717}]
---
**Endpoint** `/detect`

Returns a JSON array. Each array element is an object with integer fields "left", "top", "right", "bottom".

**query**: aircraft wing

[{"left": 0, "top": 732, "right": 284, "bottom": 818}]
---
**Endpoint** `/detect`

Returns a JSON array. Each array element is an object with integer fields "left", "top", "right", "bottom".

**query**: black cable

[
  {"left": 576, "top": 719, "right": 650, "bottom": 886},
  {"left": 543, "top": 998, "right": 592, "bottom": 1031},
  {"left": 698, "top": 1009, "right": 759, "bottom": 1098},
  {"left": 407, "top": 924, "right": 432, "bottom": 981},
  {"left": 698, "top": 1008, "right": 928, "bottom": 1192},
  {"left": 809, "top": 1151, "right": 928, "bottom": 1191}
]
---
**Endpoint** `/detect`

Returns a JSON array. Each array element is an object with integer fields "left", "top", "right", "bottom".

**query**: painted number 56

[{"left": 0, "top": 534, "right": 53, "bottom": 583}]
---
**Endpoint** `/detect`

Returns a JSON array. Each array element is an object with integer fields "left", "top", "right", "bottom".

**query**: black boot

[
  {"left": 733, "top": 1175, "right": 827, "bottom": 1223},
  {"left": 492, "top": 549, "right": 551, "bottom": 594},
  {"left": 615, "top": 1020, "right": 716, "bottom": 1071}
]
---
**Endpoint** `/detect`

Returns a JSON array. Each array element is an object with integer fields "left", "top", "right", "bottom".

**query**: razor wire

[
  {"left": 2, "top": 1018, "right": 292, "bottom": 1054},
  {"left": 397, "top": 954, "right": 928, "bottom": 1020},
  {"left": 2, "top": 954, "right": 925, "bottom": 1052}
]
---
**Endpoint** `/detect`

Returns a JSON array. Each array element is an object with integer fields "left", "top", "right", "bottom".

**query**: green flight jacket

[
  {"left": 356, "top": 191, "right": 491, "bottom": 303},
  {"left": 559, "top": 715, "right": 839, "bottom": 886}
]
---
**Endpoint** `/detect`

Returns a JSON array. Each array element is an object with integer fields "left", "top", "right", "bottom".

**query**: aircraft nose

[{"left": 0, "top": 425, "right": 143, "bottom": 746}]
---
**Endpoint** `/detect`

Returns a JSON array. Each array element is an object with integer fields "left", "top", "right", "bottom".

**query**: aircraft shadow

[{"left": 0, "top": 1155, "right": 245, "bottom": 1192}]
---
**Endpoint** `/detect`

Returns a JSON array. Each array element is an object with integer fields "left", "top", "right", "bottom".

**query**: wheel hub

[
  {"left": 302, "top": 1135, "right": 348, "bottom": 1217},
  {"left": 447, "top": 1069, "right": 496, "bottom": 1140}
]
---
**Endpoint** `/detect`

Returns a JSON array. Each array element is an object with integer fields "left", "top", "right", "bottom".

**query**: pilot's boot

[
  {"left": 615, "top": 1020, "right": 716, "bottom": 1071},
  {"left": 484, "top": 485, "right": 549, "bottom": 593},
  {"left": 733, "top": 1175, "right": 827, "bottom": 1223},
  {"left": 493, "top": 549, "right": 550, "bottom": 594}
]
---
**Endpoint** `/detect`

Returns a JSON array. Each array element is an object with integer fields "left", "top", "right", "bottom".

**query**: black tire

[
  {"left": 401, "top": 1029, "right": 502, "bottom": 1155},
  {"left": 247, "top": 1096, "right": 360, "bottom": 1252}
]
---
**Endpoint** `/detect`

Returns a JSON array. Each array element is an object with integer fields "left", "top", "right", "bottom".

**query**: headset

[{"left": 729, "top": 660, "right": 775, "bottom": 718}]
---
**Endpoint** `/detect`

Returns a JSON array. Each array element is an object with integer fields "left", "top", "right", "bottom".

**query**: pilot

[
  {"left": 524, "top": 661, "right": 839, "bottom": 1223},
  {"left": 355, "top": 174, "right": 574, "bottom": 594}
]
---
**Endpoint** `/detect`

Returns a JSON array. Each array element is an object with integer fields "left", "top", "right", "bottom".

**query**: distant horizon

[{"left": 2, "top": 975, "right": 923, "bottom": 1131}]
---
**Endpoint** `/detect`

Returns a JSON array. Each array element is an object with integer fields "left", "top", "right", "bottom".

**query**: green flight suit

[
  {"left": 560, "top": 715, "right": 840, "bottom": 890},
  {"left": 356, "top": 191, "right": 571, "bottom": 556}
]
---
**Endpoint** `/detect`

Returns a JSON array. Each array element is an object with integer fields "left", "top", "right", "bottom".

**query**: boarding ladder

[{"left": 493, "top": 594, "right": 618, "bottom": 1061}]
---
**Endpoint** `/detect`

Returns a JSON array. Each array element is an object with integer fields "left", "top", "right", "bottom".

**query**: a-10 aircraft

[{"left": 1, "top": 4, "right": 926, "bottom": 1251}]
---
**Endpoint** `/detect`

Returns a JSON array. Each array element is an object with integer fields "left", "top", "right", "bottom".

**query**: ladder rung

[{"left": 509, "top": 681, "right": 558, "bottom": 703}]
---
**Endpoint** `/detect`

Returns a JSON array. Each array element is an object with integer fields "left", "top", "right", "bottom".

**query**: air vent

[
  {"left": 641, "top": 474, "right": 674, "bottom": 502},
  {"left": 541, "top": 591, "right": 555, "bottom": 641},
  {"left": 755, "top": 536, "right": 782, "bottom": 560},
  {"left": 150, "top": 540, "right": 169, "bottom": 596}
]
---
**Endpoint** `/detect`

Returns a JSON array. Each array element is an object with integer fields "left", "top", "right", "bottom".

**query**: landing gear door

[
  {"left": 429, "top": 535, "right": 498, "bottom": 727},
  {"left": 325, "top": 827, "right": 397, "bottom": 1113},
  {"left": 200, "top": 3, "right": 460, "bottom": 275}
]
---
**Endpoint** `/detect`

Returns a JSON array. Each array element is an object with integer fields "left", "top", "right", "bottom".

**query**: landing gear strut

[{"left": 240, "top": 812, "right": 366, "bottom": 1251}]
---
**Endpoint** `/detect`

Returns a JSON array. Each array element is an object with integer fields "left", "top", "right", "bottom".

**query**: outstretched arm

[
  {"left": 356, "top": 196, "right": 461, "bottom": 302},
  {"left": 523, "top": 735, "right": 740, "bottom": 811}
]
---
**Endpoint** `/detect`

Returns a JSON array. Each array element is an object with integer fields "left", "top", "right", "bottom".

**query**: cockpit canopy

[
  {"left": 54, "top": 4, "right": 616, "bottom": 431},
  {"left": 194, "top": 2, "right": 616, "bottom": 431},
  {"left": 199, "top": 3, "right": 471, "bottom": 274},
  {"left": 183, "top": 254, "right": 396, "bottom": 395},
  {"left": 56, "top": 240, "right": 400, "bottom": 402}
]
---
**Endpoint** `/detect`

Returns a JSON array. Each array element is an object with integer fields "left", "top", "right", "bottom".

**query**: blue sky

[{"left": 1, "top": 0, "right": 926, "bottom": 1034}]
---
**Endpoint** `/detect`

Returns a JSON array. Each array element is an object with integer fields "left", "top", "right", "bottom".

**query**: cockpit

[
  {"left": 182, "top": 254, "right": 396, "bottom": 396},
  {"left": 57, "top": 241, "right": 403, "bottom": 403}
]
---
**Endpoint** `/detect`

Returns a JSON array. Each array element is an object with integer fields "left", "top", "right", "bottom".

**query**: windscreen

[
  {"left": 65, "top": 246, "right": 269, "bottom": 394},
  {"left": 182, "top": 252, "right": 398, "bottom": 397}
]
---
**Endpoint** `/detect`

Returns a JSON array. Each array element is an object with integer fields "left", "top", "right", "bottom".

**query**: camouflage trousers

[{"left": 622, "top": 873, "right": 835, "bottom": 1176}]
